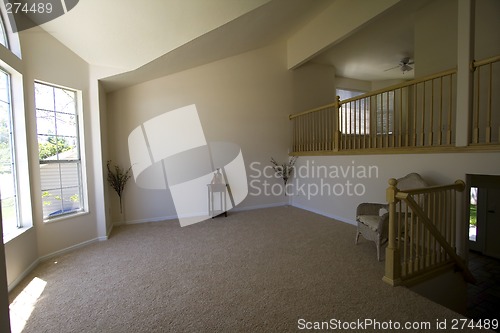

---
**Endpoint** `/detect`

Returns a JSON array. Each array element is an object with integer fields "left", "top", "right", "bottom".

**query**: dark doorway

[
  {"left": 467, "top": 174, "right": 500, "bottom": 257},
  {"left": 465, "top": 174, "right": 500, "bottom": 329}
]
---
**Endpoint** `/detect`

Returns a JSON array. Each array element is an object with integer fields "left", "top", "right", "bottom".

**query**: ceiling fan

[{"left": 384, "top": 57, "right": 414, "bottom": 73}]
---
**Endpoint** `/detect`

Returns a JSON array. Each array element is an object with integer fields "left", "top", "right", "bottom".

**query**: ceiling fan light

[{"left": 401, "top": 64, "right": 413, "bottom": 72}]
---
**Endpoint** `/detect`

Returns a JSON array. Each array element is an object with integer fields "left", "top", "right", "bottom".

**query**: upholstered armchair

[
  {"left": 355, "top": 203, "right": 389, "bottom": 261},
  {"left": 355, "top": 173, "right": 429, "bottom": 261}
]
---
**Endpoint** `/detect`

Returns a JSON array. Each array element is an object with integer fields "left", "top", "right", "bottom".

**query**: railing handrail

[
  {"left": 289, "top": 53, "right": 500, "bottom": 154},
  {"left": 401, "top": 194, "right": 475, "bottom": 284},
  {"left": 472, "top": 54, "right": 500, "bottom": 69},
  {"left": 339, "top": 68, "right": 457, "bottom": 105},
  {"left": 384, "top": 177, "right": 475, "bottom": 286},
  {"left": 289, "top": 97, "right": 339, "bottom": 120},
  {"left": 288, "top": 68, "right": 457, "bottom": 120},
  {"left": 395, "top": 180, "right": 465, "bottom": 198}
]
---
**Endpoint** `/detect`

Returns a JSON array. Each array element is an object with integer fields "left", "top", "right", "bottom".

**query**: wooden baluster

[
  {"left": 438, "top": 77, "right": 443, "bottom": 146},
  {"left": 324, "top": 108, "right": 328, "bottom": 150},
  {"left": 357, "top": 99, "right": 361, "bottom": 149},
  {"left": 429, "top": 79, "right": 434, "bottom": 146},
  {"left": 398, "top": 88, "right": 403, "bottom": 147},
  {"left": 335, "top": 96, "right": 340, "bottom": 151},
  {"left": 420, "top": 82, "right": 426, "bottom": 146},
  {"left": 306, "top": 115, "right": 309, "bottom": 152},
  {"left": 377, "top": 94, "right": 382, "bottom": 148},
  {"left": 448, "top": 74, "right": 453, "bottom": 145},
  {"left": 306, "top": 115, "right": 310, "bottom": 151},
  {"left": 372, "top": 95, "right": 376, "bottom": 148},
  {"left": 405, "top": 85, "right": 410, "bottom": 147},
  {"left": 329, "top": 106, "right": 332, "bottom": 150},
  {"left": 352, "top": 100, "right": 356, "bottom": 149},
  {"left": 297, "top": 116, "right": 300, "bottom": 152},
  {"left": 386, "top": 92, "right": 390, "bottom": 147},
  {"left": 300, "top": 116, "right": 304, "bottom": 152},
  {"left": 345, "top": 102, "right": 348, "bottom": 149},
  {"left": 416, "top": 201, "right": 422, "bottom": 271},
  {"left": 486, "top": 63, "right": 492, "bottom": 143},
  {"left": 292, "top": 118, "right": 296, "bottom": 152},
  {"left": 413, "top": 84, "right": 418, "bottom": 146},
  {"left": 403, "top": 201, "right": 409, "bottom": 277},
  {"left": 310, "top": 112, "right": 318, "bottom": 151},
  {"left": 474, "top": 68, "right": 480, "bottom": 144},
  {"left": 392, "top": 90, "right": 396, "bottom": 147},
  {"left": 383, "top": 178, "right": 401, "bottom": 285},
  {"left": 367, "top": 97, "right": 371, "bottom": 148}
]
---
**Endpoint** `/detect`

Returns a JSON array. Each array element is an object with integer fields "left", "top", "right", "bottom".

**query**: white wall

[
  {"left": 106, "top": 43, "right": 290, "bottom": 223},
  {"left": 475, "top": 0, "right": 500, "bottom": 59},
  {"left": 4, "top": 27, "right": 107, "bottom": 288},
  {"left": 106, "top": 43, "right": 337, "bottom": 224},
  {"left": 414, "top": 0, "right": 457, "bottom": 77},
  {"left": 291, "top": 152, "right": 500, "bottom": 225},
  {"left": 0, "top": 218, "right": 11, "bottom": 333},
  {"left": 19, "top": 28, "right": 99, "bottom": 257}
]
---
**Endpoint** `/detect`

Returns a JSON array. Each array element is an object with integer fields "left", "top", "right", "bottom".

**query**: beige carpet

[{"left": 8, "top": 207, "right": 487, "bottom": 332}]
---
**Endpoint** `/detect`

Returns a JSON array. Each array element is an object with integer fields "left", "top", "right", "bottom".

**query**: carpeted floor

[{"left": 8, "top": 206, "right": 491, "bottom": 332}]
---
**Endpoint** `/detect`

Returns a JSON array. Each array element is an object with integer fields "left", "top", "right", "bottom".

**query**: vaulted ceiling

[{"left": 36, "top": 0, "right": 428, "bottom": 90}]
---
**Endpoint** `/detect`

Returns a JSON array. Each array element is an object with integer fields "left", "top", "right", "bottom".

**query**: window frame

[
  {"left": 0, "top": 68, "right": 19, "bottom": 238},
  {"left": 35, "top": 81, "right": 87, "bottom": 221},
  {"left": 0, "top": 6, "right": 30, "bottom": 243}
]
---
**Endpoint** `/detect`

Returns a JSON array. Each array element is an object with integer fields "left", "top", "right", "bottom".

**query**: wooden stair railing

[
  {"left": 289, "top": 53, "right": 500, "bottom": 155},
  {"left": 383, "top": 178, "right": 476, "bottom": 286}
]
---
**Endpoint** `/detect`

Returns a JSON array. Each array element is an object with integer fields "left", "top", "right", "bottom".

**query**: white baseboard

[
  {"left": 7, "top": 258, "right": 40, "bottom": 293},
  {"left": 232, "top": 201, "right": 288, "bottom": 212},
  {"left": 117, "top": 214, "right": 178, "bottom": 225},
  {"left": 112, "top": 202, "right": 289, "bottom": 226},
  {"left": 38, "top": 238, "right": 101, "bottom": 262},
  {"left": 8, "top": 237, "right": 103, "bottom": 292}
]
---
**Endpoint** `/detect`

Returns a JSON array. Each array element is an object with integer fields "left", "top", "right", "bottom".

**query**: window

[
  {"left": 375, "top": 91, "right": 394, "bottom": 135},
  {"left": 337, "top": 89, "right": 366, "bottom": 134},
  {"left": 35, "top": 82, "right": 84, "bottom": 219},
  {"left": 0, "top": 69, "right": 18, "bottom": 237},
  {"left": 337, "top": 88, "right": 394, "bottom": 135},
  {"left": 0, "top": 9, "right": 7, "bottom": 48},
  {"left": 1, "top": 8, "right": 26, "bottom": 242}
]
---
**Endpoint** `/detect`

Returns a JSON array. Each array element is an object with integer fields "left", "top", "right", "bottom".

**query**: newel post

[
  {"left": 334, "top": 95, "right": 340, "bottom": 151},
  {"left": 383, "top": 178, "right": 401, "bottom": 286}
]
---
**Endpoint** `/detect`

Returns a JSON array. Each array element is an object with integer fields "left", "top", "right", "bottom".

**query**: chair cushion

[{"left": 357, "top": 215, "right": 381, "bottom": 232}]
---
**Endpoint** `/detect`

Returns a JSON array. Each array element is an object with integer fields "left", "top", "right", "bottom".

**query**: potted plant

[
  {"left": 106, "top": 160, "right": 132, "bottom": 214},
  {"left": 270, "top": 156, "right": 298, "bottom": 195}
]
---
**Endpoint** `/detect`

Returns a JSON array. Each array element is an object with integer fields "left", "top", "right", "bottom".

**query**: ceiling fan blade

[{"left": 384, "top": 65, "right": 400, "bottom": 72}]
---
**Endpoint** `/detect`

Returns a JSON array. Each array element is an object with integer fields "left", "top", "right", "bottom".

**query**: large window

[
  {"left": 0, "top": 69, "right": 18, "bottom": 238},
  {"left": 337, "top": 88, "right": 394, "bottom": 135},
  {"left": 35, "top": 82, "right": 84, "bottom": 219},
  {"left": 337, "top": 88, "right": 366, "bottom": 134},
  {"left": 0, "top": 8, "right": 7, "bottom": 48}
]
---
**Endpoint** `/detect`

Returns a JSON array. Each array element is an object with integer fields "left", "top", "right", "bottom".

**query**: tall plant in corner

[
  {"left": 106, "top": 160, "right": 132, "bottom": 214},
  {"left": 270, "top": 156, "right": 298, "bottom": 195}
]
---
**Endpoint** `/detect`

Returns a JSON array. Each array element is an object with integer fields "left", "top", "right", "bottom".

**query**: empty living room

[{"left": 1, "top": 0, "right": 500, "bottom": 332}]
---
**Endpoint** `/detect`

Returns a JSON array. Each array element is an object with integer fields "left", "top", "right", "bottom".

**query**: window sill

[
  {"left": 3, "top": 226, "right": 33, "bottom": 244},
  {"left": 43, "top": 210, "right": 89, "bottom": 224}
]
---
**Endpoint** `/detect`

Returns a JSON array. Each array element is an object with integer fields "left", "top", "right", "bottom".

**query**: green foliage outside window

[{"left": 38, "top": 136, "right": 72, "bottom": 159}]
